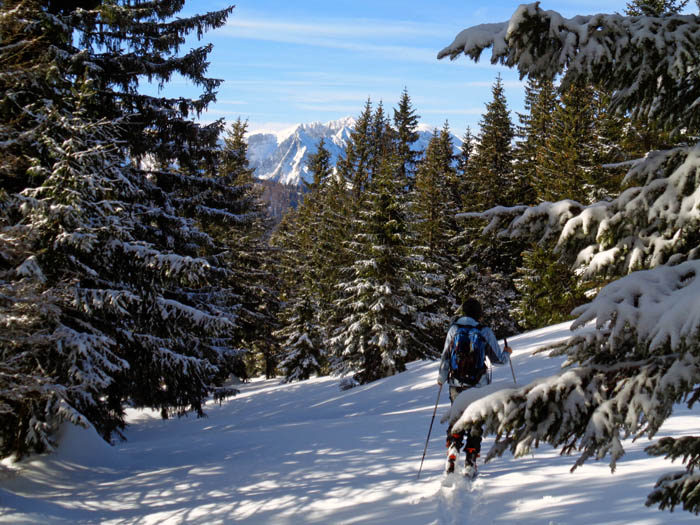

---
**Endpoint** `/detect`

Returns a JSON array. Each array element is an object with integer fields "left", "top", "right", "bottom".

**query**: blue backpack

[{"left": 449, "top": 323, "right": 488, "bottom": 386}]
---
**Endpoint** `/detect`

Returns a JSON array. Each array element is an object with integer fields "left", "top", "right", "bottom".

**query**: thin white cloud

[
  {"left": 220, "top": 16, "right": 483, "bottom": 65},
  {"left": 290, "top": 89, "right": 382, "bottom": 105},
  {"left": 218, "top": 73, "right": 427, "bottom": 90},
  {"left": 223, "top": 79, "right": 326, "bottom": 87},
  {"left": 225, "top": 16, "right": 447, "bottom": 40}
]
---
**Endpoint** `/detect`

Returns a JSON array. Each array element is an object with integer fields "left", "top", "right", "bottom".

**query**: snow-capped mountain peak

[
  {"left": 247, "top": 117, "right": 458, "bottom": 187},
  {"left": 246, "top": 117, "right": 354, "bottom": 186}
]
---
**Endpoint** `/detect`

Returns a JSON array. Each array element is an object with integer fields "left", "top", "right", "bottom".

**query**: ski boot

[
  {"left": 463, "top": 448, "right": 479, "bottom": 479},
  {"left": 445, "top": 442, "right": 459, "bottom": 474}
]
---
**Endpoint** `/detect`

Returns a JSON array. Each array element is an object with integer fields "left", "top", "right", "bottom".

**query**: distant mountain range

[{"left": 247, "top": 117, "right": 461, "bottom": 187}]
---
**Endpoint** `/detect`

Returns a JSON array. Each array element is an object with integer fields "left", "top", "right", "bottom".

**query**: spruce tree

[
  {"left": 210, "top": 118, "right": 280, "bottom": 380},
  {"left": 221, "top": 118, "right": 256, "bottom": 185},
  {"left": 513, "top": 75, "right": 633, "bottom": 329},
  {"left": 0, "top": 1, "right": 247, "bottom": 457},
  {"left": 393, "top": 87, "right": 422, "bottom": 189},
  {"left": 304, "top": 139, "right": 339, "bottom": 312},
  {"left": 452, "top": 127, "right": 477, "bottom": 215},
  {"left": 439, "top": 3, "right": 700, "bottom": 514},
  {"left": 512, "top": 244, "right": 591, "bottom": 330},
  {"left": 331, "top": 152, "right": 438, "bottom": 384},
  {"left": 1, "top": 81, "right": 136, "bottom": 455},
  {"left": 452, "top": 77, "right": 522, "bottom": 337},
  {"left": 337, "top": 99, "right": 374, "bottom": 200},
  {"left": 470, "top": 74, "right": 517, "bottom": 208},
  {"left": 514, "top": 82, "right": 633, "bottom": 329},
  {"left": 369, "top": 102, "right": 394, "bottom": 181},
  {"left": 512, "top": 81, "right": 598, "bottom": 328},
  {"left": 625, "top": 0, "right": 689, "bottom": 15},
  {"left": 47, "top": 0, "right": 234, "bottom": 171},
  {"left": 411, "top": 122, "right": 459, "bottom": 339},
  {"left": 314, "top": 161, "right": 352, "bottom": 326},
  {"left": 413, "top": 124, "right": 458, "bottom": 257},
  {"left": 537, "top": 81, "right": 599, "bottom": 203},
  {"left": 275, "top": 293, "right": 323, "bottom": 382},
  {"left": 455, "top": 128, "right": 474, "bottom": 179},
  {"left": 588, "top": 88, "right": 631, "bottom": 199},
  {"left": 271, "top": 139, "right": 335, "bottom": 381},
  {"left": 272, "top": 208, "right": 323, "bottom": 382},
  {"left": 514, "top": 76, "right": 557, "bottom": 205},
  {"left": 306, "top": 138, "right": 333, "bottom": 193}
]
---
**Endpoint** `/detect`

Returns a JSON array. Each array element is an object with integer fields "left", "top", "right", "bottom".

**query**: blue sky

[{"left": 162, "top": 1, "right": 632, "bottom": 136}]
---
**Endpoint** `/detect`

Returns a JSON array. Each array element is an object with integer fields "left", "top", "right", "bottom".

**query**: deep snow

[{"left": 1, "top": 322, "right": 698, "bottom": 524}]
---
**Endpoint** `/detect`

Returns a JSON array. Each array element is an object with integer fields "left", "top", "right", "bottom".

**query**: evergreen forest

[{"left": 3, "top": 0, "right": 700, "bottom": 516}]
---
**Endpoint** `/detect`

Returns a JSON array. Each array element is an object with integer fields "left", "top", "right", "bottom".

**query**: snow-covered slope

[
  {"left": 248, "top": 117, "right": 459, "bottom": 186},
  {"left": 1, "top": 322, "right": 697, "bottom": 524}
]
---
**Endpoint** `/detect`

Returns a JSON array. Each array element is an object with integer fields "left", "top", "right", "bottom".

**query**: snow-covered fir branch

[
  {"left": 439, "top": 3, "right": 700, "bottom": 130},
  {"left": 440, "top": 1, "right": 700, "bottom": 515}
]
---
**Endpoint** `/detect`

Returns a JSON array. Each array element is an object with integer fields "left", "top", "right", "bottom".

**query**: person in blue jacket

[{"left": 437, "top": 297, "right": 512, "bottom": 478}]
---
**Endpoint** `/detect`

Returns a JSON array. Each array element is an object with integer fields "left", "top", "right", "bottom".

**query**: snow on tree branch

[
  {"left": 440, "top": 2, "right": 700, "bottom": 514},
  {"left": 460, "top": 141, "right": 700, "bottom": 278},
  {"left": 571, "top": 260, "right": 700, "bottom": 353},
  {"left": 438, "top": 2, "right": 700, "bottom": 129}
]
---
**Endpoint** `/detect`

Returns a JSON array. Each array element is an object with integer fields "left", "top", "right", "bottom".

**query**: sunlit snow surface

[{"left": 1, "top": 322, "right": 698, "bottom": 524}]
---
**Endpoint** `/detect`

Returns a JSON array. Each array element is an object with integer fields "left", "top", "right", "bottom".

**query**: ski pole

[
  {"left": 417, "top": 382, "right": 443, "bottom": 480},
  {"left": 505, "top": 337, "right": 517, "bottom": 384}
]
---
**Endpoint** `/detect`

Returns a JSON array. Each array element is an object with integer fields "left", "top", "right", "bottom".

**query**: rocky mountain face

[
  {"left": 248, "top": 117, "right": 459, "bottom": 187},
  {"left": 247, "top": 117, "right": 354, "bottom": 187}
]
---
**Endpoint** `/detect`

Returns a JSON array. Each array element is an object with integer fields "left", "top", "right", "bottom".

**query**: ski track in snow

[
  {"left": 1, "top": 321, "right": 699, "bottom": 524},
  {"left": 436, "top": 476, "right": 477, "bottom": 525}
]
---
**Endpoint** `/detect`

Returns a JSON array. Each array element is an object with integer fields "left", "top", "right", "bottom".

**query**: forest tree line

[
  {"left": 0, "top": 1, "right": 276, "bottom": 458},
  {"left": 2, "top": 7, "right": 697, "bottom": 513},
  {"left": 268, "top": 74, "right": 677, "bottom": 385}
]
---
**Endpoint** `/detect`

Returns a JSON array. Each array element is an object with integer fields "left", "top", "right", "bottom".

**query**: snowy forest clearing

[{"left": 0, "top": 322, "right": 697, "bottom": 524}]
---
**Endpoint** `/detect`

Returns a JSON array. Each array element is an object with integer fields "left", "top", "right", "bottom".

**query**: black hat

[{"left": 460, "top": 297, "right": 482, "bottom": 321}]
